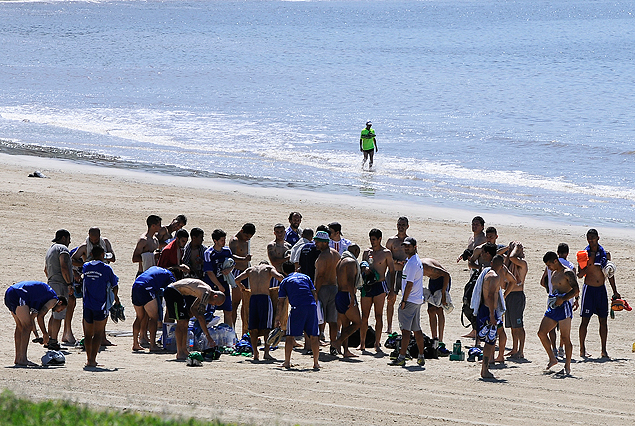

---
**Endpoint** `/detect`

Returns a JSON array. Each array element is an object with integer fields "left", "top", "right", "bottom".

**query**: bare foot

[
  {"left": 263, "top": 353, "right": 275, "bottom": 361},
  {"left": 580, "top": 348, "right": 591, "bottom": 358},
  {"left": 15, "top": 360, "right": 38, "bottom": 367},
  {"left": 493, "top": 356, "right": 505, "bottom": 363},
  {"left": 139, "top": 339, "right": 150, "bottom": 348},
  {"left": 313, "top": 363, "right": 321, "bottom": 370},
  {"left": 293, "top": 341, "right": 303, "bottom": 348},
  {"left": 343, "top": 350, "right": 358, "bottom": 358},
  {"left": 176, "top": 353, "right": 189, "bottom": 360},
  {"left": 508, "top": 352, "right": 524, "bottom": 359},
  {"left": 282, "top": 362, "right": 293, "bottom": 369},
  {"left": 62, "top": 335, "right": 76, "bottom": 345},
  {"left": 601, "top": 352, "right": 610, "bottom": 359},
  {"left": 463, "top": 330, "right": 476, "bottom": 338},
  {"left": 481, "top": 370, "right": 495, "bottom": 379},
  {"left": 546, "top": 358, "right": 558, "bottom": 370},
  {"left": 132, "top": 345, "right": 145, "bottom": 352},
  {"left": 505, "top": 351, "right": 517, "bottom": 357},
  {"left": 101, "top": 339, "right": 116, "bottom": 346},
  {"left": 149, "top": 346, "right": 165, "bottom": 353}
]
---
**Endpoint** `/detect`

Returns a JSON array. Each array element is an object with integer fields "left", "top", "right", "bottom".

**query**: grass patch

[{"left": 0, "top": 390, "right": 233, "bottom": 426}]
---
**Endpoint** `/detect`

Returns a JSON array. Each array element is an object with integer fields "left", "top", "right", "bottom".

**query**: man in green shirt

[{"left": 360, "top": 121, "right": 378, "bottom": 168}]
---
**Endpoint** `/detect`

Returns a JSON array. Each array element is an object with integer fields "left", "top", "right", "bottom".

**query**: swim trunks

[
  {"left": 318, "top": 285, "right": 338, "bottom": 323},
  {"left": 477, "top": 303, "right": 502, "bottom": 345},
  {"left": 83, "top": 307, "right": 108, "bottom": 324},
  {"left": 164, "top": 286, "right": 196, "bottom": 321},
  {"left": 580, "top": 284, "right": 608, "bottom": 318},
  {"left": 398, "top": 301, "right": 422, "bottom": 332},
  {"left": 335, "top": 291, "right": 357, "bottom": 314},
  {"left": 131, "top": 286, "right": 155, "bottom": 307},
  {"left": 287, "top": 305, "right": 319, "bottom": 337},
  {"left": 545, "top": 296, "right": 573, "bottom": 322},
  {"left": 504, "top": 291, "right": 526, "bottom": 328},
  {"left": 361, "top": 280, "right": 388, "bottom": 298},
  {"left": 428, "top": 276, "right": 452, "bottom": 293},
  {"left": 212, "top": 279, "right": 232, "bottom": 312},
  {"left": 249, "top": 294, "right": 273, "bottom": 330},
  {"left": 232, "top": 268, "right": 249, "bottom": 289}
]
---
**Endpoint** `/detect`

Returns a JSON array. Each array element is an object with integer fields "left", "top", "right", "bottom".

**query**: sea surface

[{"left": 1, "top": 0, "right": 634, "bottom": 227}]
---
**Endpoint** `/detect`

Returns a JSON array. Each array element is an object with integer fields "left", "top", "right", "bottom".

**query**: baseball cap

[
  {"left": 314, "top": 231, "right": 330, "bottom": 242},
  {"left": 52, "top": 229, "right": 70, "bottom": 243},
  {"left": 366, "top": 120, "right": 372, "bottom": 126},
  {"left": 402, "top": 237, "right": 417, "bottom": 246}
]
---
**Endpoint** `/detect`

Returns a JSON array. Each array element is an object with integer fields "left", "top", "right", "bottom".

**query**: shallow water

[{"left": 1, "top": 0, "right": 634, "bottom": 226}]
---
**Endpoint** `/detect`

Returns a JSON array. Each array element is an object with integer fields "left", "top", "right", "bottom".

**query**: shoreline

[{"left": 3, "top": 152, "right": 635, "bottom": 242}]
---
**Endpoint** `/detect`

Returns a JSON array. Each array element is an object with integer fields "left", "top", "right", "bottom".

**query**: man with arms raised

[
  {"left": 314, "top": 230, "right": 341, "bottom": 354},
  {"left": 276, "top": 261, "right": 320, "bottom": 369},
  {"left": 163, "top": 278, "right": 225, "bottom": 360},
  {"left": 360, "top": 228, "right": 395, "bottom": 352},
  {"left": 388, "top": 237, "right": 426, "bottom": 367},
  {"left": 577, "top": 228, "right": 620, "bottom": 358},
  {"left": 131, "top": 266, "right": 183, "bottom": 351},
  {"left": 503, "top": 241, "right": 528, "bottom": 359},
  {"left": 332, "top": 244, "right": 362, "bottom": 357},
  {"left": 44, "top": 229, "right": 73, "bottom": 350},
  {"left": 228, "top": 223, "right": 255, "bottom": 331},
  {"left": 385, "top": 217, "right": 409, "bottom": 334},
  {"left": 538, "top": 251, "right": 579, "bottom": 376},
  {"left": 132, "top": 215, "right": 162, "bottom": 276},
  {"left": 5, "top": 281, "right": 67, "bottom": 366},
  {"left": 156, "top": 214, "right": 187, "bottom": 249},
  {"left": 234, "top": 261, "right": 285, "bottom": 361}
]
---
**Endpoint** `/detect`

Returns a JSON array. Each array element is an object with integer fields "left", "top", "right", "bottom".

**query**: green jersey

[{"left": 361, "top": 128, "right": 376, "bottom": 150}]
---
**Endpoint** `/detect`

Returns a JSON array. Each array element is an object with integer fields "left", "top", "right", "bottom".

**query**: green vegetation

[{"left": 0, "top": 390, "right": 232, "bottom": 426}]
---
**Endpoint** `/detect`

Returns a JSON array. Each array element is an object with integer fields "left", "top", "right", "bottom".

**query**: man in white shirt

[
  {"left": 328, "top": 222, "right": 353, "bottom": 255},
  {"left": 388, "top": 237, "right": 426, "bottom": 367}
]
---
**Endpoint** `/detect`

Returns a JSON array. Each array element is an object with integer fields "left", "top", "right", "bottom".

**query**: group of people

[{"left": 4, "top": 212, "right": 621, "bottom": 378}]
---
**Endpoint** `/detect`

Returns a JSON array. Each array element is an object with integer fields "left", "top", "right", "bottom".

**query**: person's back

[
  {"left": 12, "top": 281, "right": 58, "bottom": 312},
  {"left": 279, "top": 272, "right": 316, "bottom": 307},
  {"left": 133, "top": 266, "right": 175, "bottom": 292},
  {"left": 247, "top": 264, "right": 279, "bottom": 295},
  {"left": 299, "top": 241, "right": 319, "bottom": 281},
  {"left": 83, "top": 260, "right": 118, "bottom": 311}
]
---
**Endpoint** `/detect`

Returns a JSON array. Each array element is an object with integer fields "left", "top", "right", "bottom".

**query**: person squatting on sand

[{"left": 538, "top": 251, "right": 579, "bottom": 376}]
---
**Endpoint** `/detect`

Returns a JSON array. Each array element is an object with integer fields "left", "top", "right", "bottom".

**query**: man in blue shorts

[
  {"left": 131, "top": 266, "right": 183, "bottom": 352},
  {"left": 332, "top": 245, "right": 362, "bottom": 357},
  {"left": 82, "top": 245, "right": 119, "bottom": 368},
  {"left": 276, "top": 261, "right": 320, "bottom": 369},
  {"left": 577, "top": 229, "right": 620, "bottom": 359},
  {"left": 5, "top": 281, "right": 67, "bottom": 366},
  {"left": 538, "top": 251, "right": 580, "bottom": 376},
  {"left": 203, "top": 229, "right": 234, "bottom": 325}
]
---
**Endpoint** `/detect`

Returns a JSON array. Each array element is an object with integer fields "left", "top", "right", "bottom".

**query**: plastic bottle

[{"left": 188, "top": 330, "right": 195, "bottom": 349}]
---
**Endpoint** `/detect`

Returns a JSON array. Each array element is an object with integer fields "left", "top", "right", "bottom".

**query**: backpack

[
  {"left": 461, "top": 269, "right": 480, "bottom": 329},
  {"left": 347, "top": 326, "right": 376, "bottom": 348}
]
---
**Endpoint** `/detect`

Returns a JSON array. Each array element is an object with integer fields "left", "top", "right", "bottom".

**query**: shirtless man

[
  {"left": 72, "top": 227, "right": 116, "bottom": 266},
  {"left": 5, "top": 281, "right": 67, "bottom": 366},
  {"left": 538, "top": 251, "right": 579, "bottom": 376},
  {"left": 421, "top": 257, "right": 451, "bottom": 346},
  {"left": 234, "top": 261, "right": 285, "bottom": 361},
  {"left": 332, "top": 244, "right": 362, "bottom": 357},
  {"left": 385, "top": 217, "right": 409, "bottom": 334},
  {"left": 229, "top": 223, "right": 255, "bottom": 331},
  {"left": 577, "top": 228, "right": 620, "bottom": 358},
  {"left": 132, "top": 215, "right": 162, "bottom": 276},
  {"left": 361, "top": 228, "right": 395, "bottom": 352},
  {"left": 163, "top": 278, "right": 225, "bottom": 360},
  {"left": 314, "top": 230, "right": 341, "bottom": 354},
  {"left": 504, "top": 241, "right": 528, "bottom": 359},
  {"left": 475, "top": 255, "right": 506, "bottom": 379},
  {"left": 268, "top": 224, "right": 291, "bottom": 287},
  {"left": 456, "top": 216, "right": 487, "bottom": 263},
  {"left": 156, "top": 214, "right": 187, "bottom": 250}
]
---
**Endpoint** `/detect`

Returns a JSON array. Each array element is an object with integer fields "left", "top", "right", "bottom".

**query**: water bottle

[{"left": 188, "top": 330, "right": 195, "bottom": 349}]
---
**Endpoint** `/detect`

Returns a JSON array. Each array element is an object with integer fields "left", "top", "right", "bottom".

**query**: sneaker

[
  {"left": 417, "top": 356, "right": 425, "bottom": 366},
  {"left": 388, "top": 357, "right": 406, "bottom": 366},
  {"left": 478, "top": 324, "right": 489, "bottom": 339},
  {"left": 437, "top": 345, "right": 451, "bottom": 357},
  {"left": 389, "top": 348, "right": 400, "bottom": 360},
  {"left": 487, "top": 325, "right": 498, "bottom": 342}
]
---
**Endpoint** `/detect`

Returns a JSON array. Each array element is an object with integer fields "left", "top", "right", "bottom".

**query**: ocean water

[{"left": 1, "top": 0, "right": 634, "bottom": 226}]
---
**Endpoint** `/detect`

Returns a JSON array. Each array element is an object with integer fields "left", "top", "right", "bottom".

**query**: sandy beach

[{"left": 1, "top": 153, "right": 634, "bottom": 425}]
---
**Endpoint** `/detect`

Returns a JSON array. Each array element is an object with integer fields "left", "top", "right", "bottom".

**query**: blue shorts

[
  {"left": 428, "top": 276, "right": 451, "bottom": 293},
  {"left": 232, "top": 269, "right": 249, "bottom": 289},
  {"left": 287, "top": 305, "right": 319, "bottom": 337},
  {"left": 213, "top": 280, "right": 232, "bottom": 312},
  {"left": 580, "top": 284, "right": 608, "bottom": 318},
  {"left": 83, "top": 307, "right": 108, "bottom": 324},
  {"left": 477, "top": 303, "right": 501, "bottom": 345},
  {"left": 335, "top": 291, "right": 356, "bottom": 314},
  {"left": 361, "top": 280, "right": 388, "bottom": 298},
  {"left": 4, "top": 287, "right": 26, "bottom": 315},
  {"left": 131, "top": 285, "right": 155, "bottom": 307},
  {"left": 545, "top": 298, "right": 573, "bottom": 322},
  {"left": 269, "top": 277, "right": 280, "bottom": 288},
  {"left": 249, "top": 294, "right": 273, "bottom": 330}
]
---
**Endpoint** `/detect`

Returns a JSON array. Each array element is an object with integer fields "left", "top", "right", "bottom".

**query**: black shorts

[{"left": 164, "top": 286, "right": 196, "bottom": 321}]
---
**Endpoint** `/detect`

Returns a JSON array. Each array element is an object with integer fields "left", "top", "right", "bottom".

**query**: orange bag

[{"left": 576, "top": 250, "right": 589, "bottom": 269}]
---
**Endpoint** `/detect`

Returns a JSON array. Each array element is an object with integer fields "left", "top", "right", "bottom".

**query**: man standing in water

[{"left": 360, "top": 121, "right": 377, "bottom": 168}]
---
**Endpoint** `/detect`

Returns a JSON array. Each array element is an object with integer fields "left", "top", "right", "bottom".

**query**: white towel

[
  {"left": 222, "top": 258, "right": 237, "bottom": 288},
  {"left": 86, "top": 237, "right": 106, "bottom": 261},
  {"left": 470, "top": 268, "right": 506, "bottom": 317}
]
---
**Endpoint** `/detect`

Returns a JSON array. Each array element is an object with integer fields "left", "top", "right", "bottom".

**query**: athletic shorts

[
  {"left": 249, "top": 294, "right": 273, "bottom": 330},
  {"left": 131, "top": 285, "right": 156, "bottom": 307},
  {"left": 48, "top": 281, "right": 70, "bottom": 320},
  {"left": 477, "top": 303, "right": 502, "bottom": 345},
  {"left": 504, "top": 291, "right": 526, "bottom": 328},
  {"left": 232, "top": 269, "right": 249, "bottom": 289},
  {"left": 4, "top": 287, "right": 27, "bottom": 315},
  {"left": 212, "top": 279, "right": 232, "bottom": 312},
  {"left": 164, "top": 287, "right": 196, "bottom": 321},
  {"left": 545, "top": 298, "right": 573, "bottom": 322},
  {"left": 287, "top": 305, "right": 319, "bottom": 337},
  {"left": 318, "top": 285, "right": 338, "bottom": 323},
  {"left": 580, "top": 284, "right": 608, "bottom": 318},
  {"left": 398, "top": 301, "right": 422, "bottom": 332},
  {"left": 83, "top": 306, "right": 108, "bottom": 324},
  {"left": 428, "top": 276, "right": 451, "bottom": 293},
  {"left": 335, "top": 291, "right": 357, "bottom": 314},
  {"left": 361, "top": 280, "right": 388, "bottom": 298},
  {"left": 363, "top": 148, "right": 374, "bottom": 154}
]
